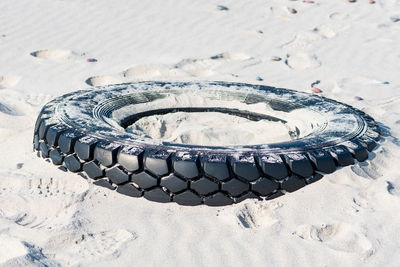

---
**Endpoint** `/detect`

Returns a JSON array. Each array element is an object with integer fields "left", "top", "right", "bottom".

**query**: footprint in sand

[
  {"left": 24, "top": 93, "right": 53, "bottom": 107},
  {"left": 217, "top": 200, "right": 282, "bottom": 229},
  {"left": 282, "top": 12, "right": 350, "bottom": 51},
  {"left": 86, "top": 64, "right": 181, "bottom": 86},
  {"left": 351, "top": 161, "right": 383, "bottom": 180},
  {"left": 175, "top": 52, "right": 254, "bottom": 77},
  {"left": 282, "top": 31, "right": 323, "bottom": 51},
  {"left": 350, "top": 143, "right": 397, "bottom": 180},
  {"left": 30, "top": 49, "right": 85, "bottom": 62},
  {"left": 285, "top": 52, "right": 321, "bottom": 70},
  {"left": 329, "top": 12, "right": 350, "bottom": 21},
  {"left": 0, "top": 174, "right": 89, "bottom": 230},
  {"left": 294, "top": 223, "right": 373, "bottom": 255},
  {"left": 0, "top": 101, "right": 24, "bottom": 116},
  {"left": 124, "top": 64, "right": 180, "bottom": 80},
  {"left": 174, "top": 58, "right": 216, "bottom": 77},
  {"left": 86, "top": 75, "right": 124, "bottom": 87},
  {"left": 0, "top": 75, "right": 20, "bottom": 89},
  {"left": 86, "top": 52, "right": 255, "bottom": 86},
  {"left": 45, "top": 229, "right": 137, "bottom": 264},
  {"left": 314, "top": 12, "right": 350, "bottom": 38}
]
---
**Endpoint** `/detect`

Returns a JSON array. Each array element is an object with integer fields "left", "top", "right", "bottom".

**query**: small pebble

[
  {"left": 289, "top": 8, "right": 297, "bottom": 14},
  {"left": 374, "top": 79, "right": 390, "bottom": 84},
  {"left": 369, "top": 0, "right": 375, "bottom": 3},
  {"left": 271, "top": 56, "right": 282, "bottom": 61},
  {"left": 354, "top": 96, "right": 364, "bottom": 101},
  {"left": 348, "top": 0, "right": 356, "bottom": 2},
  {"left": 391, "top": 17, "right": 400, "bottom": 23},
  {"left": 217, "top": 5, "right": 229, "bottom": 11},
  {"left": 258, "top": 30, "right": 263, "bottom": 34},
  {"left": 256, "top": 76, "right": 264, "bottom": 81},
  {"left": 16, "top": 163, "right": 24, "bottom": 169},
  {"left": 303, "top": 0, "right": 315, "bottom": 3},
  {"left": 311, "top": 80, "right": 321, "bottom": 88},
  {"left": 311, "top": 87, "right": 323, "bottom": 93},
  {"left": 86, "top": 58, "right": 98, "bottom": 62}
]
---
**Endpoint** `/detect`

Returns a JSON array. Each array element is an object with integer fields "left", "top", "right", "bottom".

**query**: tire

[{"left": 33, "top": 81, "right": 381, "bottom": 206}]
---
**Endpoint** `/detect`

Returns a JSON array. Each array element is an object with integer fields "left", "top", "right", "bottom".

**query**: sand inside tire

[{"left": 127, "top": 111, "right": 292, "bottom": 146}]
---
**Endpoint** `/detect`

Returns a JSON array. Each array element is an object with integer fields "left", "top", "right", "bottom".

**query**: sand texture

[{"left": 1, "top": 0, "right": 400, "bottom": 266}]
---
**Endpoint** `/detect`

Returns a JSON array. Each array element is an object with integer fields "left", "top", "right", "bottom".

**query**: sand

[
  {"left": 128, "top": 112, "right": 292, "bottom": 146},
  {"left": 1, "top": 0, "right": 400, "bottom": 266}
]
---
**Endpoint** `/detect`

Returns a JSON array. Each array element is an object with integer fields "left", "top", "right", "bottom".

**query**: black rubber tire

[{"left": 33, "top": 81, "right": 381, "bottom": 206}]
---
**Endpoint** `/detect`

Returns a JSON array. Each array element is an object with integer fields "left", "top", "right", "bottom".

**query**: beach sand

[{"left": 0, "top": 0, "right": 400, "bottom": 266}]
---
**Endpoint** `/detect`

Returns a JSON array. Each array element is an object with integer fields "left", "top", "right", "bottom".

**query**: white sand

[
  {"left": 1, "top": 0, "right": 400, "bottom": 266},
  {"left": 128, "top": 112, "right": 292, "bottom": 146}
]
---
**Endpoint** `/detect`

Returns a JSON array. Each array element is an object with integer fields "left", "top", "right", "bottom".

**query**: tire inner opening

[
  {"left": 122, "top": 107, "right": 300, "bottom": 146},
  {"left": 108, "top": 89, "right": 325, "bottom": 147}
]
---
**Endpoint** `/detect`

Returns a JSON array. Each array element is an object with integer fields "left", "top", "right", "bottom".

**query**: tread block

[
  {"left": 342, "top": 140, "right": 368, "bottom": 162},
  {"left": 144, "top": 187, "right": 171, "bottom": 203},
  {"left": 116, "top": 184, "right": 142, "bottom": 198},
  {"left": 235, "top": 191, "right": 260, "bottom": 203},
  {"left": 131, "top": 171, "right": 158, "bottom": 189},
  {"left": 201, "top": 154, "right": 230, "bottom": 181},
  {"left": 83, "top": 161, "right": 104, "bottom": 179},
  {"left": 75, "top": 136, "right": 98, "bottom": 161},
  {"left": 284, "top": 153, "right": 313, "bottom": 177},
  {"left": 173, "top": 152, "right": 199, "bottom": 179},
  {"left": 307, "top": 150, "right": 336, "bottom": 174},
  {"left": 327, "top": 145, "right": 354, "bottom": 166},
  {"left": 58, "top": 130, "right": 82, "bottom": 154},
  {"left": 106, "top": 165, "right": 130, "bottom": 185},
  {"left": 118, "top": 146, "right": 143, "bottom": 172},
  {"left": 257, "top": 154, "right": 288, "bottom": 180},
  {"left": 221, "top": 178, "right": 249, "bottom": 196},
  {"left": 46, "top": 125, "right": 69, "bottom": 147},
  {"left": 357, "top": 136, "right": 377, "bottom": 152},
  {"left": 160, "top": 174, "right": 188, "bottom": 193},
  {"left": 49, "top": 148, "right": 63, "bottom": 165},
  {"left": 34, "top": 116, "right": 43, "bottom": 134},
  {"left": 144, "top": 149, "right": 170, "bottom": 177},
  {"left": 230, "top": 155, "right": 260, "bottom": 182},
  {"left": 281, "top": 176, "right": 306, "bottom": 192},
  {"left": 94, "top": 142, "right": 120, "bottom": 167},
  {"left": 38, "top": 120, "right": 55, "bottom": 139},
  {"left": 64, "top": 154, "right": 82, "bottom": 172},
  {"left": 204, "top": 192, "right": 233, "bottom": 206},
  {"left": 93, "top": 179, "right": 116, "bottom": 190},
  {"left": 173, "top": 190, "right": 202, "bottom": 206},
  {"left": 190, "top": 177, "right": 218, "bottom": 195},
  {"left": 251, "top": 178, "right": 279, "bottom": 196},
  {"left": 305, "top": 173, "right": 323, "bottom": 184},
  {"left": 40, "top": 142, "right": 50, "bottom": 158},
  {"left": 33, "top": 134, "right": 40, "bottom": 151}
]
